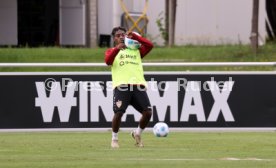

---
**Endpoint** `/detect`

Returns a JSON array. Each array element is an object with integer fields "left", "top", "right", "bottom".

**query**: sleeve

[
  {"left": 132, "top": 33, "right": 154, "bottom": 58},
  {"left": 104, "top": 48, "right": 120, "bottom": 65}
]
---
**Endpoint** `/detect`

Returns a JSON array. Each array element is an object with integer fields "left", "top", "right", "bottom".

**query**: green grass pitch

[{"left": 0, "top": 131, "right": 276, "bottom": 168}]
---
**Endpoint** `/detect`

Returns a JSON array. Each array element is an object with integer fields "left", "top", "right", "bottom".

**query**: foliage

[{"left": 156, "top": 11, "right": 168, "bottom": 46}]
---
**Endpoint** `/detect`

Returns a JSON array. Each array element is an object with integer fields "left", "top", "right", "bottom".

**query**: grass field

[
  {"left": 0, "top": 131, "right": 276, "bottom": 168},
  {"left": 0, "top": 44, "right": 276, "bottom": 71},
  {"left": 1, "top": 45, "right": 276, "bottom": 168}
]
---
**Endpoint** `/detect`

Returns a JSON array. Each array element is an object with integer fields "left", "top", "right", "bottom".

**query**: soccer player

[{"left": 105, "top": 26, "right": 154, "bottom": 148}]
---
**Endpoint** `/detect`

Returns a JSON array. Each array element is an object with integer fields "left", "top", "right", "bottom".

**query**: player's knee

[
  {"left": 114, "top": 111, "right": 124, "bottom": 118},
  {"left": 143, "top": 110, "right": 152, "bottom": 119}
]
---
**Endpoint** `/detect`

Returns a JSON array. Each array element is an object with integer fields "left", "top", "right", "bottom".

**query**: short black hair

[{"left": 111, "top": 26, "right": 127, "bottom": 37}]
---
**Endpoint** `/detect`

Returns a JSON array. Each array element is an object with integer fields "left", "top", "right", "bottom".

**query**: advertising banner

[{"left": 0, "top": 72, "right": 276, "bottom": 129}]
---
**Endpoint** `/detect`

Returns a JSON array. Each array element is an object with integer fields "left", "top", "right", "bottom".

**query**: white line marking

[
  {"left": 1, "top": 127, "right": 276, "bottom": 133},
  {"left": 124, "top": 158, "right": 207, "bottom": 161},
  {"left": 219, "top": 157, "right": 272, "bottom": 161},
  {"left": 100, "top": 157, "right": 273, "bottom": 161}
]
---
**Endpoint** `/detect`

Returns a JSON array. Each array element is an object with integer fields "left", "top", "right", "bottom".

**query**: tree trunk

[
  {"left": 250, "top": 0, "right": 259, "bottom": 54},
  {"left": 168, "top": 0, "right": 177, "bottom": 47},
  {"left": 266, "top": 0, "right": 276, "bottom": 41},
  {"left": 165, "top": 0, "right": 169, "bottom": 46}
]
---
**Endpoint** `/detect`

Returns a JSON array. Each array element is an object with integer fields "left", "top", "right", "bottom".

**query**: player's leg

[
  {"left": 138, "top": 109, "right": 152, "bottom": 129},
  {"left": 111, "top": 111, "right": 123, "bottom": 148},
  {"left": 131, "top": 85, "right": 152, "bottom": 147},
  {"left": 111, "top": 85, "right": 130, "bottom": 148}
]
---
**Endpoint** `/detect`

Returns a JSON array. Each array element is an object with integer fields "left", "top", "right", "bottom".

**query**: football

[
  {"left": 124, "top": 32, "right": 141, "bottom": 50},
  {"left": 124, "top": 37, "right": 141, "bottom": 50},
  {"left": 153, "top": 122, "right": 169, "bottom": 137}
]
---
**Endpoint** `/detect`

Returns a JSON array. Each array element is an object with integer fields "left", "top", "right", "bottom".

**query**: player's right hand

[{"left": 116, "top": 43, "right": 126, "bottom": 50}]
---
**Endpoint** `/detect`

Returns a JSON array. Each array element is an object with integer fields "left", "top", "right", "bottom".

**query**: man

[{"left": 105, "top": 27, "right": 153, "bottom": 148}]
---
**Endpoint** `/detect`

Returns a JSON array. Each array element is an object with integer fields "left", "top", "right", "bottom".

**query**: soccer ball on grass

[{"left": 153, "top": 122, "right": 169, "bottom": 137}]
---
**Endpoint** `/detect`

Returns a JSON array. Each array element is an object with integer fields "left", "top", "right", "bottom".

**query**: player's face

[{"left": 114, "top": 30, "right": 126, "bottom": 45}]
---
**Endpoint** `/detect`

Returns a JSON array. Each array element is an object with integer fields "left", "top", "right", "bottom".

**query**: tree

[
  {"left": 250, "top": 0, "right": 259, "bottom": 54},
  {"left": 168, "top": 0, "right": 177, "bottom": 47},
  {"left": 266, "top": 0, "right": 276, "bottom": 41}
]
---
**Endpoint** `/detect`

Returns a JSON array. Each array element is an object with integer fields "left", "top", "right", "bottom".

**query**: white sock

[
  {"left": 136, "top": 126, "right": 144, "bottom": 136},
  {"left": 112, "top": 132, "right": 118, "bottom": 141}
]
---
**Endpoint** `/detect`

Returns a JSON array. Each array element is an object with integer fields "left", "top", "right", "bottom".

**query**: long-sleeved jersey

[{"left": 105, "top": 33, "right": 153, "bottom": 65}]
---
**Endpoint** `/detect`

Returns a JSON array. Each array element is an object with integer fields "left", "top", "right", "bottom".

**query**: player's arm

[
  {"left": 105, "top": 42, "right": 126, "bottom": 65},
  {"left": 104, "top": 48, "right": 120, "bottom": 65},
  {"left": 130, "top": 32, "right": 154, "bottom": 58}
]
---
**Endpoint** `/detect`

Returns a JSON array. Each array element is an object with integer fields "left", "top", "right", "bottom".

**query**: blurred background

[{"left": 0, "top": 0, "right": 274, "bottom": 49}]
